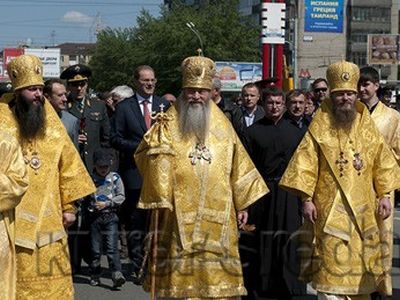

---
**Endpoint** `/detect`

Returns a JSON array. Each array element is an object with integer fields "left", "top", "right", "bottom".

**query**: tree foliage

[{"left": 90, "top": 0, "right": 260, "bottom": 95}]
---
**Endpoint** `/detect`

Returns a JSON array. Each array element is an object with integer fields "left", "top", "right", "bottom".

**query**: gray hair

[
  {"left": 212, "top": 78, "right": 222, "bottom": 90},
  {"left": 110, "top": 85, "right": 134, "bottom": 100}
]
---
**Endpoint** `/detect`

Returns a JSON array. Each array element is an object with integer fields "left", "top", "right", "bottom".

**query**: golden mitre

[
  {"left": 326, "top": 60, "right": 359, "bottom": 93},
  {"left": 7, "top": 54, "right": 44, "bottom": 91},
  {"left": 181, "top": 49, "right": 216, "bottom": 90}
]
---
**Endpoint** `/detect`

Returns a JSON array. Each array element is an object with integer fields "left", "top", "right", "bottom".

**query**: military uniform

[
  {"left": 61, "top": 64, "right": 110, "bottom": 273},
  {"left": 61, "top": 64, "right": 110, "bottom": 173},
  {"left": 67, "top": 97, "right": 110, "bottom": 173}
]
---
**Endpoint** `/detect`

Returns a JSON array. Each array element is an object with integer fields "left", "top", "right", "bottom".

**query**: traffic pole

[{"left": 262, "top": 0, "right": 285, "bottom": 89}]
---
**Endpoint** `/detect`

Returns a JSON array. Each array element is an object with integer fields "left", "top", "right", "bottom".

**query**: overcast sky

[{"left": 0, "top": 0, "right": 163, "bottom": 49}]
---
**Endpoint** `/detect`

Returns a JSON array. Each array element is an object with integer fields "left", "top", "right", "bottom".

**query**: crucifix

[{"left": 335, "top": 151, "right": 348, "bottom": 177}]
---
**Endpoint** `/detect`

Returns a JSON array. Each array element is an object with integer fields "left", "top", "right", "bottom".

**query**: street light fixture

[{"left": 186, "top": 22, "right": 204, "bottom": 51}]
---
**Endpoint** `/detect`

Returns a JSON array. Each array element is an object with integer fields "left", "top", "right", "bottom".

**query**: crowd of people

[{"left": 1, "top": 51, "right": 400, "bottom": 300}]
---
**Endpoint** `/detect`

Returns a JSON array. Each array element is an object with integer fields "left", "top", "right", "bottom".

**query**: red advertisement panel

[{"left": 3, "top": 48, "right": 24, "bottom": 78}]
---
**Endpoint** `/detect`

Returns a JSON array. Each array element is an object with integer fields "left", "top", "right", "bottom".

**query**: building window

[
  {"left": 350, "top": 32, "right": 368, "bottom": 43},
  {"left": 351, "top": 7, "right": 390, "bottom": 22},
  {"left": 351, "top": 52, "right": 367, "bottom": 67},
  {"left": 69, "top": 55, "right": 76, "bottom": 61}
]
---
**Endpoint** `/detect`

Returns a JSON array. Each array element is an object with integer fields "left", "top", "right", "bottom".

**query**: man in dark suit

[
  {"left": 111, "top": 65, "right": 169, "bottom": 283},
  {"left": 240, "top": 82, "right": 265, "bottom": 127},
  {"left": 61, "top": 64, "right": 110, "bottom": 173},
  {"left": 44, "top": 78, "right": 79, "bottom": 148},
  {"left": 61, "top": 64, "right": 110, "bottom": 274}
]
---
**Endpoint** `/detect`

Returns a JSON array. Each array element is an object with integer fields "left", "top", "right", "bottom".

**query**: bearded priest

[
  {"left": 280, "top": 60, "right": 400, "bottom": 299},
  {"left": 0, "top": 54, "right": 95, "bottom": 299},
  {"left": 134, "top": 51, "right": 269, "bottom": 299}
]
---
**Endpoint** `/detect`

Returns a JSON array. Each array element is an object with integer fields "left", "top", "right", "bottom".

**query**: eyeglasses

[{"left": 314, "top": 88, "right": 328, "bottom": 93}]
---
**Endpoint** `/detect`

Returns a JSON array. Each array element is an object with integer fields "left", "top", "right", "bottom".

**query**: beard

[
  {"left": 177, "top": 93, "right": 211, "bottom": 143},
  {"left": 331, "top": 101, "right": 356, "bottom": 129},
  {"left": 14, "top": 94, "right": 46, "bottom": 141}
]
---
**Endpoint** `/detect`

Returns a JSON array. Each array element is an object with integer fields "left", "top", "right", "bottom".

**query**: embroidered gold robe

[
  {"left": 369, "top": 100, "right": 400, "bottom": 293},
  {"left": 371, "top": 101, "right": 400, "bottom": 162},
  {"left": 279, "top": 99, "right": 400, "bottom": 296},
  {"left": 0, "top": 132, "right": 28, "bottom": 300},
  {"left": 0, "top": 94, "right": 96, "bottom": 300},
  {"left": 135, "top": 102, "right": 268, "bottom": 299}
]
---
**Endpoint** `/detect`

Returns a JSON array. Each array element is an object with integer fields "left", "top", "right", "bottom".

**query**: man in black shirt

[{"left": 243, "top": 88, "right": 306, "bottom": 300}]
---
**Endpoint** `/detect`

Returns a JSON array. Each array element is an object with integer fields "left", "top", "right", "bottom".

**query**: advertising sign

[
  {"left": 25, "top": 48, "right": 61, "bottom": 78},
  {"left": 3, "top": 48, "right": 24, "bottom": 77},
  {"left": 216, "top": 62, "right": 262, "bottom": 92},
  {"left": 367, "top": 34, "right": 399, "bottom": 65},
  {"left": 304, "top": 0, "right": 344, "bottom": 33}
]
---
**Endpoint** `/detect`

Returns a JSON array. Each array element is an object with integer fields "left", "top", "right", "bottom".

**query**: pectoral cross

[
  {"left": 159, "top": 103, "right": 165, "bottom": 113},
  {"left": 335, "top": 152, "right": 348, "bottom": 177}
]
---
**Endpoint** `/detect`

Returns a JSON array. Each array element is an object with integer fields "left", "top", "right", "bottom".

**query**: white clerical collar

[{"left": 136, "top": 93, "right": 153, "bottom": 104}]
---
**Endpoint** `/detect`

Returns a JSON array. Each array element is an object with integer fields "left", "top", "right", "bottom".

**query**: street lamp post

[{"left": 186, "top": 22, "right": 204, "bottom": 51}]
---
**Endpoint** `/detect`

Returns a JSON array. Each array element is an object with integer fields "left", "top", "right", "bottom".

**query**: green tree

[{"left": 90, "top": 0, "right": 260, "bottom": 95}]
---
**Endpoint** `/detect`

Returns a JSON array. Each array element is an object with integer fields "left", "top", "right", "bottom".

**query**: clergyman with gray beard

[
  {"left": 134, "top": 51, "right": 268, "bottom": 299},
  {"left": 280, "top": 60, "right": 400, "bottom": 300}
]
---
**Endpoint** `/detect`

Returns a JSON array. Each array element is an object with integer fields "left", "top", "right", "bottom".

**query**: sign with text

[
  {"left": 216, "top": 62, "right": 262, "bottom": 92},
  {"left": 304, "top": 0, "right": 344, "bottom": 33},
  {"left": 25, "top": 48, "right": 61, "bottom": 78}
]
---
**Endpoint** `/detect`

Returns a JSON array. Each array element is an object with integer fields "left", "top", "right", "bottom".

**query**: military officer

[
  {"left": 61, "top": 64, "right": 110, "bottom": 274},
  {"left": 61, "top": 64, "right": 110, "bottom": 173}
]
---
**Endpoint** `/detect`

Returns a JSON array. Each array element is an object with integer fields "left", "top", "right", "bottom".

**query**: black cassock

[{"left": 241, "top": 116, "right": 308, "bottom": 299}]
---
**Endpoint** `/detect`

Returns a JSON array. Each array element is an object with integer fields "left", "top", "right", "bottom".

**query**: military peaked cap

[{"left": 60, "top": 64, "right": 92, "bottom": 82}]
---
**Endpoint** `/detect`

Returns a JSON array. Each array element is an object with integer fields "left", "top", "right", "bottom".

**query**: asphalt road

[
  {"left": 74, "top": 259, "right": 148, "bottom": 300},
  {"left": 74, "top": 208, "right": 400, "bottom": 299}
]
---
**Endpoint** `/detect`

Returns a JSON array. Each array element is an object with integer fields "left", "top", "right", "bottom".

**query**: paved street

[
  {"left": 74, "top": 208, "right": 400, "bottom": 299},
  {"left": 74, "top": 258, "right": 148, "bottom": 300}
]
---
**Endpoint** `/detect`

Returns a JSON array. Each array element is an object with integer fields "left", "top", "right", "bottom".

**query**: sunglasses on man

[{"left": 314, "top": 88, "right": 328, "bottom": 93}]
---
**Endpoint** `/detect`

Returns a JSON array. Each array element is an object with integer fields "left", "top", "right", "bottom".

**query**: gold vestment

[
  {"left": 135, "top": 102, "right": 268, "bottom": 298},
  {"left": 0, "top": 94, "right": 96, "bottom": 300},
  {"left": 0, "top": 132, "right": 28, "bottom": 300},
  {"left": 371, "top": 101, "right": 400, "bottom": 162},
  {"left": 369, "top": 100, "right": 400, "bottom": 293},
  {"left": 280, "top": 99, "right": 400, "bottom": 296}
]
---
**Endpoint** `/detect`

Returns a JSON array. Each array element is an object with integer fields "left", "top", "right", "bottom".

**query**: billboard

[
  {"left": 3, "top": 48, "right": 24, "bottom": 77},
  {"left": 304, "top": 0, "right": 344, "bottom": 33},
  {"left": 216, "top": 62, "right": 262, "bottom": 92},
  {"left": 25, "top": 48, "right": 61, "bottom": 78},
  {"left": 367, "top": 34, "right": 399, "bottom": 65}
]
